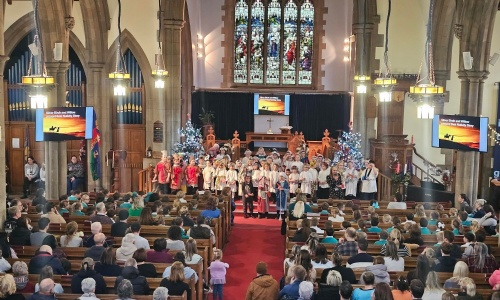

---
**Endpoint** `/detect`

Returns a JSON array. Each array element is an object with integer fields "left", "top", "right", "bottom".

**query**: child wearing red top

[
  {"left": 170, "top": 157, "right": 183, "bottom": 193},
  {"left": 185, "top": 160, "right": 199, "bottom": 195}
]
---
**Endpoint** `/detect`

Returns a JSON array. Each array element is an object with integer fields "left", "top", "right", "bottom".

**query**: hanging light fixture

[
  {"left": 18, "top": 0, "right": 55, "bottom": 109},
  {"left": 109, "top": 0, "right": 130, "bottom": 96},
  {"left": 373, "top": 0, "right": 396, "bottom": 103},
  {"left": 152, "top": 0, "right": 168, "bottom": 89},
  {"left": 354, "top": 0, "right": 370, "bottom": 94},
  {"left": 408, "top": 0, "right": 445, "bottom": 118}
]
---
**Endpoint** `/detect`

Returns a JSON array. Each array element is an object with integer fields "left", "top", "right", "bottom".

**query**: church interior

[{"left": 0, "top": 0, "right": 500, "bottom": 299}]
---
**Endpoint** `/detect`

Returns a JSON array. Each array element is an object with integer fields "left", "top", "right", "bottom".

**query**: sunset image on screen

[
  {"left": 258, "top": 98, "right": 285, "bottom": 115},
  {"left": 438, "top": 118, "right": 480, "bottom": 151},
  {"left": 43, "top": 109, "right": 86, "bottom": 140}
]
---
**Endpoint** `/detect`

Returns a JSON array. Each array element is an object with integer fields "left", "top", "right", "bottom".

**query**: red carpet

[{"left": 221, "top": 216, "right": 284, "bottom": 299}]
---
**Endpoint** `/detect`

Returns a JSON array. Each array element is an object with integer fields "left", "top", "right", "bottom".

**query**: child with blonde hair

[
  {"left": 449, "top": 208, "right": 458, "bottom": 218},
  {"left": 209, "top": 249, "right": 229, "bottom": 300}
]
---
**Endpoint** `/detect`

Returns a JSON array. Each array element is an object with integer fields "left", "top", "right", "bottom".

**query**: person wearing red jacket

[
  {"left": 185, "top": 159, "right": 199, "bottom": 195},
  {"left": 170, "top": 156, "right": 183, "bottom": 194}
]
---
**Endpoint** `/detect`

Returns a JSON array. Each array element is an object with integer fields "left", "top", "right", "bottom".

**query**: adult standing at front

[
  {"left": 22, "top": 156, "right": 39, "bottom": 199},
  {"left": 327, "top": 166, "right": 343, "bottom": 199},
  {"left": 344, "top": 161, "right": 359, "bottom": 200},
  {"left": 360, "top": 160, "right": 378, "bottom": 200},
  {"left": 67, "top": 155, "right": 84, "bottom": 195}
]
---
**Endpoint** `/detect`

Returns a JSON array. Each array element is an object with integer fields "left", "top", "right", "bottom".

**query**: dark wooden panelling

[{"left": 112, "top": 125, "right": 146, "bottom": 192}]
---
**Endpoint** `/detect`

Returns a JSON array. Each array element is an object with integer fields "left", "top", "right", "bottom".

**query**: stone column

[
  {"left": 0, "top": 54, "right": 8, "bottom": 229},
  {"left": 162, "top": 0, "right": 185, "bottom": 154},
  {"left": 352, "top": 22, "right": 374, "bottom": 157},
  {"left": 87, "top": 62, "right": 109, "bottom": 191},
  {"left": 454, "top": 71, "right": 487, "bottom": 205},
  {"left": 44, "top": 61, "right": 70, "bottom": 199}
]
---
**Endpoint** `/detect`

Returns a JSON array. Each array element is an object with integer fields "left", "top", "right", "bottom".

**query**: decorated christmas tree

[
  {"left": 332, "top": 124, "right": 364, "bottom": 169},
  {"left": 172, "top": 114, "right": 205, "bottom": 160}
]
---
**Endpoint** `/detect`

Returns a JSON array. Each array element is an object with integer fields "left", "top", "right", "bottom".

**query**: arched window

[
  {"left": 115, "top": 49, "right": 144, "bottom": 125},
  {"left": 232, "top": 0, "right": 315, "bottom": 86}
]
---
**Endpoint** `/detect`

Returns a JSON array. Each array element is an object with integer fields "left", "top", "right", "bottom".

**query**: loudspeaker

[
  {"left": 53, "top": 43, "right": 63, "bottom": 61},
  {"left": 462, "top": 51, "right": 473, "bottom": 70},
  {"left": 490, "top": 53, "right": 500, "bottom": 66}
]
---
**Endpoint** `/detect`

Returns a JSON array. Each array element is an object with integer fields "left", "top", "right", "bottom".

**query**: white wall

[
  {"left": 5, "top": 2, "right": 32, "bottom": 34},
  {"left": 72, "top": 2, "right": 86, "bottom": 47}
]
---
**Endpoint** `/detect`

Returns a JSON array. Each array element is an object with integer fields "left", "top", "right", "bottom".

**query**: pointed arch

[
  {"left": 106, "top": 29, "right": 153, "bottom": 93},
  {"left": 80, "top": 0, "right": 110, "bottom": 62}
]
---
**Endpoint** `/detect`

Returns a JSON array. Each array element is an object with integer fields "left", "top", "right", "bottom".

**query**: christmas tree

[
  {"left": 172, "top": 114, "right": 205, "bottom": 160},
  {"left": 332, "top": 125, "right": 364, "bottom": 169}
]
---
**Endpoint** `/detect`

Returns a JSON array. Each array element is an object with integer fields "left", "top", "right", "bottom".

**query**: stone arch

[
  {"left": 431, "top": 0, "right": 456, "bottom": 83},
  {"left": 80, "top": 0, "right": 110, "bottom": 62},
  {"left": 105, "top": 29, "right": 153, "bottom": 90},
  {"left": 4, "top": 12, "right": 89, "bottom": 76},
  {"left": 37, "top": 0, "right": 72, "bottom": 62}
]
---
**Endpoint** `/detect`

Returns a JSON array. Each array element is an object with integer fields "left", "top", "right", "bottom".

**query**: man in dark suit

[{"left": 111, "top": 210, "right": 130, "bottom": 237}]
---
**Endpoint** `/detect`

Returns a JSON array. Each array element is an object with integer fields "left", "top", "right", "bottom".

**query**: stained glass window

[
  {"left": 234, "top": 0, "right": 249, "bottom": 83},
  {"left": 299, "top": 0, "right": 314, "bottom": 85},
  {"left": 232, "top": 0, "right": 315, "bottom": 86}
]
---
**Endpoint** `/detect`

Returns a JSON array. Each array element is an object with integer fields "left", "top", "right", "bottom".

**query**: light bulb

[
  {"left": 155, "top": 79, "right": 165, "bottom": 89},
  {"left": 417, "top": 104, "right": 434, "bottom": 119},
  {"left": 114, "top": 84, "right": 126, "bottom": 96},
  {"left": 356, "top": 84, "right": 367, "bottom": 94},
  {"left": 30, "top": 95, "right": 47, "bottom": 109},
  {"left": 379, "top": 91, "right": 392, "bottom": 102}
]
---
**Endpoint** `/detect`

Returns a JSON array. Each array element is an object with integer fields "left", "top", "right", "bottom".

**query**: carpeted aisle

[{"left": 221, "top": 216, "right": 284, "bottom": 299}]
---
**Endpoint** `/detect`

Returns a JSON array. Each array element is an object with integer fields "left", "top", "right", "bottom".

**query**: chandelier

[
  {"left": 18, "top": 0, "right": 55, "bottom": 109},
  {"left": 407, "top": 0, "right": 446, "bottom": 118},
  {"left": 354, "top": 0, "right": 370, "bottom": 94},
  {"left": 152, "top": 0, "right": 168, "bottom": 89},
  {"left": 108, "top": 0, "right": 130, "bottom": 96},
  {"left": 372, "top": 0, "right": 396, "bottom": 103}
]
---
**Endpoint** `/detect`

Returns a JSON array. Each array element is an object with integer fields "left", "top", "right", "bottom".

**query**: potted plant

[{"left": 199, "top": 108, "right": 215, "bottom": 137}]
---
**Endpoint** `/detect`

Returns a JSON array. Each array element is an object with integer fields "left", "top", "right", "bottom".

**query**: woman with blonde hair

[
  {"left": 382, "top": 214, "right": 392, "bottom": 224},
  {"left": 415, "top": 204, "right": 427, "bottom": 218},
  {"left": 449, "top": 207, "right": 458, "bottom": 218},
  {"left": 284, "top": 244, "right": 301, "bottom": 274},
  {"left": 303, "top": 232, "right": 319, "bottom": 254},
  {"left": 328, "top": 207, "right": 344, "bottom": 222},
  {"left": 160, "top": 261, "right": 191, "bottom": 299},
  {"left": 316, "top": 270, "right": 342, "bottom": 300},
  {"left": 458, "top": 277, "right": 481, "bottom": 300},
  {"left": 0, "top": 274, "right": 22, "bottom": 300},
  {"left": 421, "top": 271, "right": 445, "bottom": 299},
  {"left": 470, "top": 220, "right": 480, "bottom": 233},
  {"left": 444, "top": 261, "right": 469, "bottom": 289},
  {"left": 60, "top": 221, "right": 82, "bottom": 247},
  {"left": 128, "top": 196, "right": 144, "bottom": 217},
  {"left": 291, "top": 200, "right": 306, "bottom": 220},
  {"left": 381, "top": 228, "right": 410, "bottom": 257},
  {"left": 184, "top": 238, "right": 202, "bottom": 264}
]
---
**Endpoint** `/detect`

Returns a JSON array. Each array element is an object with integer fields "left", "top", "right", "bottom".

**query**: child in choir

[
  {"left": 289, "top": 166, "right": 300, "bottom": 198},
  {"left": 216, "top": 147, "right": 231, "bottom": 162},
  {"left": 275, "top": 172, "right": 289, "bottom": 220},
  {"left": 237, "top": 165, "right": 248, "bottom": 201},
  {"left": 241, "top": 149, "right": 252, "bottom": 166},
  {"left": 170, "top": 156, "right": 183, "bottom": 194},
  {"left": 203, "top": 160, "right": 215, "bottom": 191},
  {"left": 242, "top": 175, "right": 255, "bottom": 218},
  {"left": 209, "top": 249, "right": 229, "bottom": 300},
  {"left": 308, "top": 161, "right": 318, "bottom": 191},
  {"left": 374, "top": 230, "right": 388, "bottom": 245},
  {"left": 344, "top": 160, "right": 359, "bottom": 200},
  {"left": 292, "top": 154, "right": 304, "bottom": 172},
  {"left": 257, "top": 163, "right": 271, "bottom": 218},
  {"left": 269, "top": 163, "right": 279, "bottom": 204},
  {"left": 226, "top": 163, "right": 238, "bottom": 201},
  {"left": 299, "top": 150, "right": 309, "bottom": 164},
  {"left": 283, "top": 152, "right": 294, "bottom": 171},
  {"left": 271, "top": 151, "right": 282, "bottom": 166},
  {"left": 185, "top": 159, "right": 199, "bottom": 195},
  {"left": 251, "top": 162, "right": 261, "bottom": 196},
  {"left": 153, "top": 154, "right": 171, "bottom": 195},
  {"left": 214, "top": 161, "right": 227, "bottom": 195},
  {"left": 299, "top": 164, "right": 314, "bottom": 197},
  {"left": 317, "top": 162, "right": 330, "bottom": 200},
  {"left": 255, "top": 147, "right": 267, "bottom": 160}
]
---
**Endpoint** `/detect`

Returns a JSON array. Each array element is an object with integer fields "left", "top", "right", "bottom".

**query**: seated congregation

[
  {"left": 0, "top": 188, "right": 231, "bottom": 300},
  {"left": 277, "top": 194, "right": 500, "bottom": 300}
]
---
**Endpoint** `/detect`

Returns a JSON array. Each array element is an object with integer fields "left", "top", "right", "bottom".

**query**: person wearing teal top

[
  {"left": 120, "top": 202, "right": 132, "bottom": 209},
  {"left": 319, "top": 202, "right": 330, "bottom": 215},
  {"left": 59, "top": 200, "right": 70, "bottom": 215},
  {"left": 420, "top": 218, "right": 432, "bottom": 235},
  {"left": 367, "top": 217, "right": 382, "bottom": 233},
  {"left": 71, "top": 202, "right": 85, "bottom": 216},
  {"left": 369, "top": 200, "right": 379, "bottom": 209},
  {"left": 321, "top": 228, "right": 338, "bottom": 244},
  {"left": 452, "top": 228, "right": 460, "bottom": 236},
  {"left": 374, "top": 231, "right": 388, "bottom": 246}
]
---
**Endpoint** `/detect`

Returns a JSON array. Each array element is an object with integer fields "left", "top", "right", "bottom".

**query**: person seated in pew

[
  {"left": 160, "top": 260, "right": 192, "bottom": 299},
  {"left": 116, "top": 233, "right": 138, "bottom": 262},
  {"left": 284, "top": 245, "right": 301, "bottom": 274},
  {"left": 133, "top": 248, "right": 157, "bottom": 278},
  {"left": 367, "top": 217, "right": 382, "bottom": 233},
  {"left": 171, "top": 217, "right": 189, "bottom": 239},
  {"left": 374, "top": 230, "right": 388, "bottom": 246},
  {"left": 421, "top": 271, "right": 445, "bottom": 300},
  {"left": 30, "top": 217, "right": 52, "bottom": 248},
  {"left": 419, "top": 218, "right": 431, "bottom": 235},
  {"left": 292, "top": 219, "right": 315, "bottom": 243},
  {"left": 339, "top": 280, "right": 353, "bottom": 300},
  {"left": 357, "top": 220, "right": 367, "bottom": 233},
  {"left": 187, "top": 215, "right": 212, "bottom": 241},
  {"left": 316, "top": 269, "right": 342, "bottom": 300},
  {"left": 89, "top": 202, "right": 113, "bottom": 225},
  {"left": 84, "top": 233, "right": 107, "bottom": 262},
  {"left": 153, "top": 287, "right": 169, "bottom": 300},
  {"left": 78, "top": 278, "right": 99, "bottom": 300},
  {"left": 444, "top": 261, "right": 469, "bottom": 289},
  {"left": 119, "top": 194, "right": 133, "bottom": 209},
  {"left": 115, "top": 279, "right": 134, "bottom": 300},
  {"left": 351, "top": 272, "right": 375, "bottom": 300},
  {"left": 459, "top": 211, "right": 472, "bottom": 227},
  {"left": 0, "top": 273, "right": 25, "bottom": 300},
  {"left": 346, "top": 239, "right": 373, "bottom": 269},
  {"left": 329, "top": 208, "right": 345, "bottom": 223},
  {"left": 461, "top": 231, "right": 476, "bottom": 259},
  {"left": 311, "top": 244, "right": 333, "bottom": 269},
  {"left": 179, "top": 206, "right": 195, "bottom": 227},
  {"left": 358, "top": 257, "right": 389, "bottom": 285},
  {"left": 310, "top": 217, "right": 324, "bottom": 234},
  {"left": 302, "top": 233, "right": 319, "bottom": 254},
  {"left": 319, "top": 202, "right": 330, "bottom": 215},
  {"left": 111, "top": 210, "right": 131, "bottom": 238},
  {"left": 387, "top": 192, "right": 406, "bottom": 210},
  {"left": 456, "top": 277, "right": 483, "bottom": 300},
  {"left": 404, "top": 223, "right": 424, "bottom": 246},
  {"left": 42, "top": 202, "right": 66, "bottom": 225},
  {"left": 184, "top": 238, "right": 202, "bottom": 264},
  {"left": 319, "top": 251, "right": 356, "bottom": 285},
  {"left": 434, "top": 231, "right": 444, "bottom": 247},
  {"left": 472, "top": 199, "right": 487, "bottom": 219},
  {"left": 383, "top": 241, "right": 404, "bottom": 272},
  {"left": 391, "top": 275, "right": 411, "bottom": 300},
  {"left": 336, "top": 227, "right": 358, "bottom": 257},
  {"left": 452, "top": 218, "right": 464, "bottom": 236},
  {"left": 380, "top": 229, "right": 410, "bottom": 258},
  {"left": 298, "top": 281, "right": 314, "bottom": 300},
  {"left": 146, "top": 238, "right": 173, "bottom": 264},
  {"left": 479, "top": 205, "right": 498, "bottom": 236},
  {"left": 166, "top": 226, "right": 186, "bottom": 251},
  {"left": 407, "top": 254, "right": 430, "bottom": 286},
  {"left": 94, "top": 246, "right": 123, "bottom": 277},
  {"left": 428, "top": 211, "right": 439, "bottom": 226},
  {"left": 386, "top": 217, "right": 402, "bottom": 234},
  {"left": 27, "top": 278, "right": 57, "bottom": 300},
  {"left": 28, "top": 245, "right": 66, "bottom": 275},
  {"left": 322, "top": 227, "right": 339, "bottom": 244},
  {"left": 433, "top": 230, "right": 462, "bottom": 260},
  {"left": 10, "top": 217, "right": 32, "bottom": 246},
  {"left": 433, "top": 242, "right": 457, "bottom": 273},
  {"left": 130, "top": 223, "right": 150, "bottom": 250},
  {"left": 115, "top": 258, "right": 150, "bottom": 295},
  {"left": 84, "top": 222, "right": 109, "bottom": 248},
  {"left": 162, "top": 252, "right": 198, "bottom": 282},
  {"left": 467, "top": 242, "right": 498, "bottom": 273},
  {"left": 60, "top": 221, "right": 83, "bottom": 247},
  {"left": 70, "top": 257, "right": 106, "bottom": 294},
  {"left": 12, "top": 261, "right": 35, "bottom": 293},
  {"left": 382, "top": 214, "right": 392, "bottom": 226},
  {"left": 34, "top": 266, "right": 64, "bottom": 294},
  {"left": 279, "top": 265, "right": 306, "bottom": 300}
]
